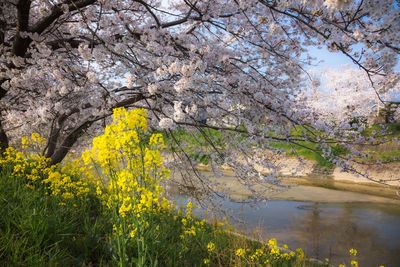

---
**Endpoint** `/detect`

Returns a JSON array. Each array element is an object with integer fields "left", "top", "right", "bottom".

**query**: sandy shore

[
  {"left": 331, "top": 165, "right": 400, "bottom": 187},
  {"left": 267, "top": 185, "right": 400, "bottom": 204},
  {"left": 170, "top": 168, "right": 400, "bottom": 205}
]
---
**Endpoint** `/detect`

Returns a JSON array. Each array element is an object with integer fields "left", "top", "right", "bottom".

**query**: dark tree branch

[
  {"left": 12, "top": 0, "right": 97, "bottom": 58},
  {"left": 0, "top": 120, "right": 8, "bottom": 154},
  {"left": 46, "top": 37, "right": 94, "bottom": 50},
  {"left": 0, "top": 18, "right": 5, "bottom": 45},
  {"left": 134, "top": 0, "right": 161, "bottom": 27},
  {"left": 0, "top": 85, "right": 6, "bottom": 99},
  {"left": 49, "top": 118, "right": 95, "bottom": 165},
  {"left": 114, "top": 93, "right": 146, "bottom": 108},
  {"left": 49, "top": 92, "right": 146, "bottom": 165},
  {"left": 45, "top": 108, "right": 80, "bottom": 158},
  {"left": 0, "top": 79, "right": 9, "bottom": 153},
  {"left": 12, "top": 0, "right": 32, "bottom": 56},
  {"left": 31, "top": 0, "right": 97, "bottom": 34}
]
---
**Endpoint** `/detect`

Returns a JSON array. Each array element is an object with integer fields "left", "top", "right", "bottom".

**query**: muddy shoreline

[{"left": 170, "top": 167, "right": 400, "bottom": 205}]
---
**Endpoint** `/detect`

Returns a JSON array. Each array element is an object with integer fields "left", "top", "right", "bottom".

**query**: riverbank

[
  {"left": 285, "top": 177, "right": 399, "bottom": 201},
  {"left": 170, "top": 166, "right": 400, "bottom": 205}
]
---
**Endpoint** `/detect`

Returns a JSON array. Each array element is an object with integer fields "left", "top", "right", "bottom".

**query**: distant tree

[
  {"left": 304, "top": 66, "right": 400, "bottom": 126},
  {"left": 379, "top": 102, "right": 400, "bottom": 123}
]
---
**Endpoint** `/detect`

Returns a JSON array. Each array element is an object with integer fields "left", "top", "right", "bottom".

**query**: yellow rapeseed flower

[
  {"left": 207, "top": 242, "right": 216, "bottom": 252},
  {"left": 296, "top": 248, "right": 304, "bottom": 259},
  {"left": 30, "top": 132, "right": 46, "bottom": 145},
  {"left": 268, "top": 238, "right": 277, "bottom": 248},
  {"left": 350, "top": 260, "right": 358, "bottom": 267},
  {"left": 235, "top": 248, "right": 246, "bottom": 257},
  {"left": 184, "top": 226, "right": 197, "bottom": 236},
  {"left": 21, "top": 136, "right": 29, "bottom": 148},
  {"left": 349, "top": 248, "right": 357, "bottom": 256},
  {"left": 129, "top": 228, "right": 138, "bottom": 238}
]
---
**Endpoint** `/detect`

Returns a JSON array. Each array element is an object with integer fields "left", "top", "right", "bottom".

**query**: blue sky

[
  {"left": 308, "top": 45, "right": 400, "bottom": 71},
  {"left": 307, "top": 46, "right": 354, "bottom": 68}
]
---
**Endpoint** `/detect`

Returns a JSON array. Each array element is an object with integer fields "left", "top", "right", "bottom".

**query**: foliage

[
  {"left": 270, "top": 126, "right": 349, "bottom": 167},
  {"left": 165, "top": 128, "right": 225, "bottom": 165},
  {"left": 355, "top": 123, "right": 400, "bottom": 163}
]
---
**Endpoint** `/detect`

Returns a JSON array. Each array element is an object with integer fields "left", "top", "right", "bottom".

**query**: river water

[{"left": 174, "top": 194, "right": 400, "bottom": 266}]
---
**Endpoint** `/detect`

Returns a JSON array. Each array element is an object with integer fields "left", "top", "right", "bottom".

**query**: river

[{"left": 173, "top": 186, "right": 400, "bottom": 267}]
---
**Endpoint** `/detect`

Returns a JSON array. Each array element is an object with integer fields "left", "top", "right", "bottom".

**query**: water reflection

[
  {"left": 188, "top": 198, "right": 400, "bottom": 267},
  {"left": 288, "top": 203, "right": 399, "bottom": 266}
]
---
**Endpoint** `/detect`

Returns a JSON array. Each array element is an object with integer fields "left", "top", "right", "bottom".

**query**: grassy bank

[
  {"left": 0, "top": 108, "right": 312, "bottom": 267},
  {"left": 270, "top": 123, "right": 400, "bottom": 167},
  {"left": 1, "top": 162, "right": 317, "bottom": 266}
]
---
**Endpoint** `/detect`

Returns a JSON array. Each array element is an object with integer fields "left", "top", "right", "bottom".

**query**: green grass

[
  {"left": 271, "top": 142, "right": 331, "bottom": 167},
  {"left": 361, "top": 122, "right": 400, "bottom": 137},
  {"left": 271, "top": 123, "right": 400, "bottom": 166},
  {"left": 164, "top": 128, "right": 226, "bottom": 165},
  {"left": 0, "top": 167, "right": 110, "bottom": 266},
  {"left": 268, "top": 126, "right": 348, "bottom": 168},
  {"left": 357, "top": 122, "right": 400, "bottom": 162},
  {"left": 0, "top": 161, "right": 318, "bottom": 267}
]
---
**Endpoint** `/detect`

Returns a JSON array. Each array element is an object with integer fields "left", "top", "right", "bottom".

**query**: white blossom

[
  {"left": 159, "top": 118, "right": 174, "bottom": 129},
  {"left": 324, "top": 0, "right": 351, "bottom": 10},
  {"left": 173, "top": 101, "right": 185, "bottom": 122},
  {"left": 147, "top": 83, "right": 158, "bottom": 95},
  {"left": 78, "top": 44, "right": 92, "bottom": 60},
  {"left": 174, "top": 77, "right": 191, "bottom": 94},
  {"left": 86, "top": 72, "right": 97, "bottom": 83},
  {"left": 126, "top": 75, "right": 134, "bottom": 88}
]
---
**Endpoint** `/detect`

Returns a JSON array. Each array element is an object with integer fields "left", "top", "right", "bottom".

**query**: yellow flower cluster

[
  {"left": 43, "top": 168, "right": 90, "bottom": 200},
  {"left": 82, "top": 108, "right": 171, "bottom": 219},
  {"left": 0, "top": 147, "right": 49, "bottom": 183},
  {"left": 82, "top": 108, "right": 149, "bottom": 168},
  {"left": 79, "top": 107, "right": 174, "bottom": 264},
  {"left": 249, "top": 248, "right": 265, "bottom": 262},
  {"left": 207, "top": 242, "right": 216, "bottom": 253},
  {"left": 20, "top": 132, "right": 46, "bottom": 149},
  {"left": 3, "top": 151, "right": 47, "bottom": 192},
  {"left": 295, "top": 248, "right": 305, "bottom": 260},
  {"left": 235, "top": 248, "right": 246, "bottom": 257},
  {"left": 180, "top": 201, "right": 207, "bottom": 239},
  {"left": 349, "top": 248, "right": 357, "bottom": 256},
  {"left": 268, "top": 238, "right": 280, "bottom": 256},
  {"left": 0, "top": 135, "right": 90, "bottom": 202},
  {"left": 349, "top": 248, "right": 359, "bottom": 267},
  {"left": 231, "top": 237, "right": 302, "bottom": 265}
]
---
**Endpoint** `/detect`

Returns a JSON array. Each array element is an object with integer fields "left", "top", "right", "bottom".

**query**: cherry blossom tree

[
  {"left": 303, "top": 66, "right": 400, "bottom": 125},
  {"left": 0, "top": 0, "right": 399, "bottom": 189}
]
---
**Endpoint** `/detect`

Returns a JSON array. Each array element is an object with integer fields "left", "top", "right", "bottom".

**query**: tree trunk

[
  {"left": 0, "top": 83, "right": 8, "bottom": 154},
  {"left": 49, "top": 119, "right": 92, "bottom": 165},
  {"left": 0, "top": 120, "right": 8, "bottom": 154}
]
